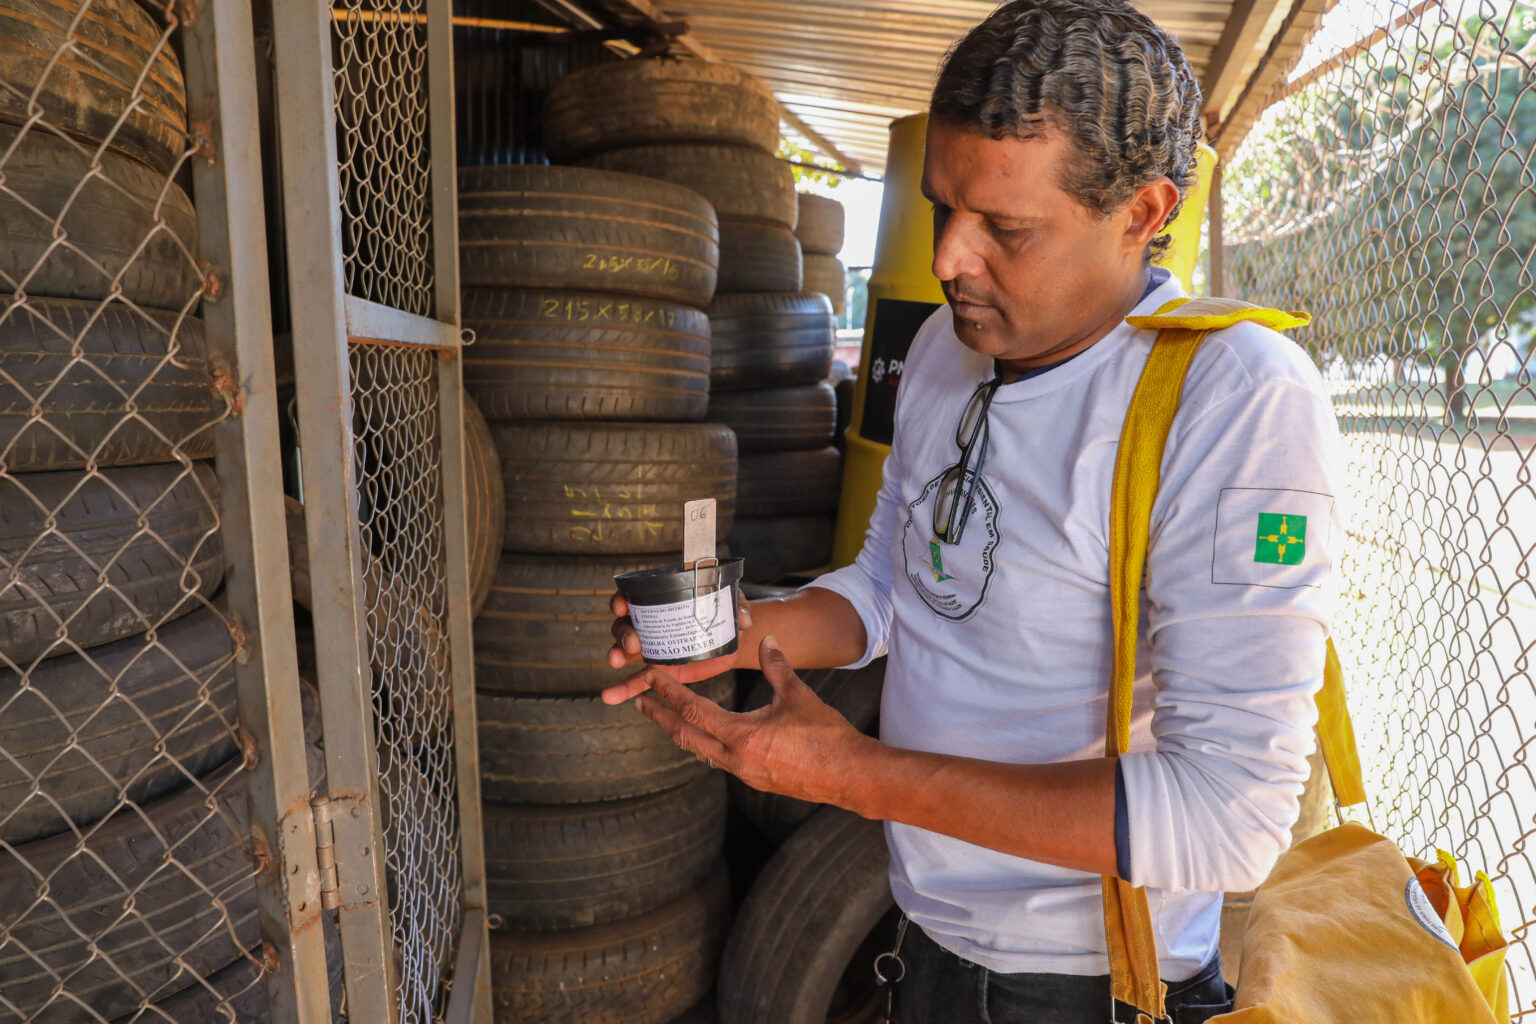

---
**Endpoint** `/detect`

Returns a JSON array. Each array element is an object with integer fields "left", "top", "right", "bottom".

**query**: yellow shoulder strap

[
  {"left": 1103, "top": 297, "right": 1364, "bottom": 1018},
  {"left": 1318, "top": 637, "right": 1367, "bottom": 805},
  {"left": 1124, "top": 295, "right": 1312, "bottom": 331}
]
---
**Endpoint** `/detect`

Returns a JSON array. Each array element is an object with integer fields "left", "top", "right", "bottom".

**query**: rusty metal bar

[
  {"left": 426, "top": 0, "right": 493, "bottom": 1014},
  {"left": 269, "top": 0, "right": 400, "bottom": 1019},
  {"left": 346, "top": 295, "right": 461, "bottom": 348},
  {"left": 443, "top": 908, "right": 489, "bottom": 1024},
  {"left": 332, "top": 8, "right": 568, "bottom": 31},
  {"left": 182, "top": 1, "right": 333, "bottom": 1020}
]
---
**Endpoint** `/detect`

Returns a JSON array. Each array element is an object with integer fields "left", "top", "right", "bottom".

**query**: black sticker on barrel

[{"left": 859, "top": 298, "right": 941, "bottom": 446}]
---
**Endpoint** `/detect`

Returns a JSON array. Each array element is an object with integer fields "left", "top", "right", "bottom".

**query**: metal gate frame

[
  {"left": 183, "top": 2, "right": 334, "bottom": 1021},
  {"left": 267, "top": 0, "right": 493, "bottom": 1021}
]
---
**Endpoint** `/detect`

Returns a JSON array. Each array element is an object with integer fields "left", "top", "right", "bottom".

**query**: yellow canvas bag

[
  {"left": 1103, "top": 296, "right": 1511, "bottom": 1023},
  {"left": 1410, "top": 850, "right": 1512, "bottom": 1021},
  {"left": 1213, "top": 825, "right": 1503, "bottom": 1023}
]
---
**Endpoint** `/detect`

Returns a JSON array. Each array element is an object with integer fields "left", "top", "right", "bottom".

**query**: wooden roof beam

[
  {"left": 1199, "top": 0, "right": 1289, "bottom": 124},
  {"left": 1210, "top": 0, "right": 1334, "bottom": 157}
]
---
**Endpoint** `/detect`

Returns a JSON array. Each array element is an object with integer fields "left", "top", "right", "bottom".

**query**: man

[{"left": 605, "top": 1, "right": 1341, "bottom": 1020}]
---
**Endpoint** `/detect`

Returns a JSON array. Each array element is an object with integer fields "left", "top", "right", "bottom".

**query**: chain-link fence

[
  {"left": 274, "top": 1, "right": 476, "bottom": 1019},
  {"left": 0, "top": 0, "right": 273, "bottom": 1019},
  {"left": 333, "top": 0, "right": 436, "bottom": 316},
  {"left": 1223, "top": 0, "right": 1536, "bottom": 1012},
  {"left": 0, "top": 0, "right": 480, "bottom": 1018},
  {"left": 352, "top": 343, "right": 464, "bottom": 1023}
]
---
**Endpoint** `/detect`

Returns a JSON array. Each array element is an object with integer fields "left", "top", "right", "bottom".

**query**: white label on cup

[
  {"left": 683, "top": 498, "right": 716, "bottom": 567},
  {"left": 630, "top": 587, "right": 735, "bottom": 662}
]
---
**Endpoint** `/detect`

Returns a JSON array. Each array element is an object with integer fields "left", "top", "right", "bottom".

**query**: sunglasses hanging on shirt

[{"left": 932, "top": 374, "right": 1003, "bottom": 545}]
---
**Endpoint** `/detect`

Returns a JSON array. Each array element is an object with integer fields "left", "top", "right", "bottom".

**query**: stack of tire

[
  {"left": 0, "top": 1, "right": 302, "bottom": 1019},
  {"left": 712, "top": 190, "right": 848, "bottom": 583},
  {"left": 797, "top": 193, "right": 848, "bottom": 318},
  {"left": 706, "top": 289, "right": 841, "bottom": 583},
  {"left": 459, "top": 86, "right": 741, "bottom": 1018},
  {"left": 542, "top": 59, "right": 841, "bottom": 586}
]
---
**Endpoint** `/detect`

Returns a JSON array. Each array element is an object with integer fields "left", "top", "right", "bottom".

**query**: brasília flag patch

[
  {"left": 1254, "top": 512, "right": 1305, "bottom": 565},
  {"left": 1211, "top": 487, "right": 1333, "bottom": 588}
]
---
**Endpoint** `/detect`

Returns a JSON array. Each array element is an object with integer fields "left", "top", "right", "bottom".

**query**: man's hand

[
  {"left": 602, "top": 589, "right": 753, "bottom": 705},
  {"left": 628, "top": 631, "right": 1120, "bottom": 877},
  {"left": 633, "top": 635, "right": 874, "bottom": 807}
]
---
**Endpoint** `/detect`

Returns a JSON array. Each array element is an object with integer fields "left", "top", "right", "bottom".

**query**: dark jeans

[{"left": 890, "top": 922, "right": 1234, "bottom": 1024}]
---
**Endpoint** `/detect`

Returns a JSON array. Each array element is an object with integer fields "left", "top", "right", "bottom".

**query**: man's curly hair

[{"left": 930, "top": 0, "right": 1203, "bottom": 261}]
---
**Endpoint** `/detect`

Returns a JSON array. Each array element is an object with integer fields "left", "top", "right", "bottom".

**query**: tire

[
  {"left": 795, "top": 194, "right": 845, "bottom": 256},
  {"left": 709, "top": 293, "right": 835, "bottom": 393},
  {"left": 725, "top": 516, "right": 835, "bottom": 585},
  {"left": 544, "top": 59, "right": 780, "bottom": 161},
  {"left": 291, "top": 548, "right": 458, "bottom": 754},
  {"left": 0, "top": 604, "right": 235, "bottom": 845},
  {"left": 736, "top": 447, "right": 842, "bottom": 518},
  {"left": 730, "top": 660, "right": 884, "bottom": 842},
  {"left": 0, "top": 300, "right": 216, "bottom": 471},
  {"left": 109, "top": 949, "right": 270, "bottom": 1024},
  {"left": 740, "top": 663, "right": 883, "bottom": 732},
  {"left": 705, "top": 383, "right": 836, "bottom": 454},
  {"left": 285, "top": 497, "right": 314, "bottom": 611},
  {"left": 832, "top": 369, "right": 855, "bottom": 451},
  {"left": 458, "top": 164, "right": 718, "bottom": 307},
  {"left": 463, "top": 395, "right": 505, "bottom": 617},
  {"left": 485, "top": 771, "right": 728, "bottom": 929},
  {"left": 477, "top": 673, "right": 736, "bottom": 804},
  {"left": 672, "top": 998, "right": 719, "bottom": 1024},
  {"left": 0, "top": 756, "right": 256, "bottom": 1023},
  {"left": 0, "top": 462, "right": 224, "bottom": 665},
  {"left": 474, "top": 553, "right": 654, "bottom": 695},
  {"left": 491, "top": 862, "right": 730, "bottom": 1024},
  {"left": 286, "top": 399, "right": 501, "bottom": 618},
  {"left": 493, "top": 422, "right": 737, "bottom": 556},
  {"left": 718, "top": 807, "right": 894, "bottom": 1024},
  {"left": 0, "top": 0, "right": 187, "bottom": 176},
  {"left": 0, "top": 691, "right": 326, "bottom": 1024},
  {"left": 803, "top": 253, "right": 848, "bottom": 316},
  {"left": 717, "top": 220, "right": 802, "bottom": 294},
  {"left": 462, "top": 287, "right": 710, "bottom": 422},
  {"left": 0, "top": 125, "right": 200, "bottom": 307},
  {"left": 579, "top": 144, "right": 797, "bottom": 229},
  {"left": 108, "top": 932, "right": 347, "bottom": 1024}
]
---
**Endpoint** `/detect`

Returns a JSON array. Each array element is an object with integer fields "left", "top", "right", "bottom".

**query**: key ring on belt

[{"left": 874, "top": 913, "right": 909, "bottom": 1024}]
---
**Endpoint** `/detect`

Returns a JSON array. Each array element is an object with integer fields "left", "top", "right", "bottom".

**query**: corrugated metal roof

[
  {"left": 561, "top": 0, "right": 1312, "bottom": 173},
  {"left": 638, "top": 0, "right": 1254, "bottom": 174}
]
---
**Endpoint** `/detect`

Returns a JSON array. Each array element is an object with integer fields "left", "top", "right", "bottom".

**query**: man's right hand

[{"left": 602, "top": 590, "right": 752, "bottom": 705}]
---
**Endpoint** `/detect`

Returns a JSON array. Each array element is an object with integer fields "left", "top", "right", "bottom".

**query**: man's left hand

[{"left": 634, "top": 635, "right": 875, "bottom": 808}]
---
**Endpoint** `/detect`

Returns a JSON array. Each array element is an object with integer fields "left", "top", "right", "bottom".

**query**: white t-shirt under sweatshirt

[{"left": 807, "top": 273, "right": 1342, "bottom": 980}]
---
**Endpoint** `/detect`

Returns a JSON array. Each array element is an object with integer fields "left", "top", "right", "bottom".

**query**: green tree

[
  {"left": 1225, "top": 6, "right": 1536, "bottom": 424},
  {"left": 778, "top": 138, "right": 848, "bottom": 190}
]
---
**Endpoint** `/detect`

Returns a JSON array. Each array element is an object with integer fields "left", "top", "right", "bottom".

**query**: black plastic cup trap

[{"left": 614, "top": 556, "right": 746, "bottom": 666}]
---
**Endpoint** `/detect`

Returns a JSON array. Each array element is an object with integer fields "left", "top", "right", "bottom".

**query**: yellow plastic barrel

[
  {"left": 831, "top": 119, "right": 1216, "bottom": 568},
  {"left": 832, "top": 113, "right": 943, "bottom": 568},
  {"left": 1153, "top": 142, "right": 1217, "bottom": 292}
]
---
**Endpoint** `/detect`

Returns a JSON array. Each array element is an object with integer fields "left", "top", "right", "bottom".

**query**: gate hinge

[{"left": 311, "top": 794, "right": 340, "bottom": 910}]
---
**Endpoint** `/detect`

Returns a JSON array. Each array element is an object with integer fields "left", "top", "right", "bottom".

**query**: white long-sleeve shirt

[{"left": 807, "top": 274, "right": 1341, "bottom": 979}]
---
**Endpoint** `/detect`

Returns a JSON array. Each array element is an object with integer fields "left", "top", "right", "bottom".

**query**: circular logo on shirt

[{"left": 901, "top": 469, "right": 1001, "bottom": 621}]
